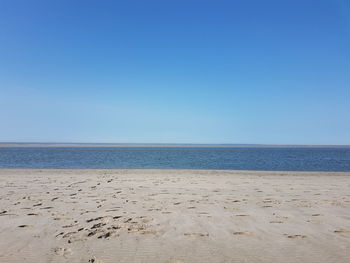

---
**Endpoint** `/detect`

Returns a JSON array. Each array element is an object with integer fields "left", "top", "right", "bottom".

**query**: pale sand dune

[{"left": 0, "top": 169, "right": 349, "bottom": 263}]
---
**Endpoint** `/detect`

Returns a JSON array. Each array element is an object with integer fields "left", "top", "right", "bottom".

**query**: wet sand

[{"left": 0, "top": 169, "right": 349, "bottom": 263}]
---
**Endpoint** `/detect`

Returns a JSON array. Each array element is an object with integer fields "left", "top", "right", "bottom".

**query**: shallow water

[{"left": 0, "top": 147, "right": 350, "bottom": 171}]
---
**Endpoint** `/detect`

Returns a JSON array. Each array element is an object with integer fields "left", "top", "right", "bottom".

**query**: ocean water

[{"left": 0, "top": 147, "right": 350, "bottom": 171}]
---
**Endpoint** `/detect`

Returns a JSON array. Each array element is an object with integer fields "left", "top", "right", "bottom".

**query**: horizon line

[{"left": 1, "top": 142, "right": 350, "bottom": 148}]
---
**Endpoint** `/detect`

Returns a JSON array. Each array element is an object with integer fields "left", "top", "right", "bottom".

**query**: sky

[{"left": 0, "top": 0, "right": 350, "bottom": 144}]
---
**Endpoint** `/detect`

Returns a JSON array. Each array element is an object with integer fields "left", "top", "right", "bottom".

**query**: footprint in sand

[
  {"left": 86, "top": 217, "right": 104, "bottom": 223},
  {"left": 269, "top": 220, "right": 283, "bottom": 223},
  {"left": 40, "top": 206, "right": 54, "bottom": 210},
  {"left": 62, "top": 223, "right": 79, "bottom": 228},
  {"left": 87, "top": 230, "right": 100, "bottom": 237},
  {"left": 88, "top": 257, "right": 104, "bottom": 263},
  {"left": 97, "top": 232, "right": 111, "bottom": 239},
  {"left": 140, "top": 230, "right": 157, "bottom": 235},
  {"left": 91, "top": 222, "right": 106, "bottom": 229},
  {"left": 62, "top": 232, "right": 77, "bottom": 238},
  {"left": 233, "top": 231, "right": 253, "bottom": 236},
  {"left": 285, "top": 234, "right": 307, "bottom": 239},
  {"left": 334, "top": 229, "right": 350, "bottom": 235},
  {"left": 53, "top": 247, "right": 72, "bottom": 257},
  {"left": 184, "top": 232, "right": 209, "bottom": 237}
]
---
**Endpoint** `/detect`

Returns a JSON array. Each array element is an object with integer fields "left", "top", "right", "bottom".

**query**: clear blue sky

[{"left": 1, "top": 0, "right": 349, "bottom": 144}]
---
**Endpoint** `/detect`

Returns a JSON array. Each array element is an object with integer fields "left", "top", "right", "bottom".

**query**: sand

[{"left": 0, "top": 169, "right": 349, "bottom": 263}]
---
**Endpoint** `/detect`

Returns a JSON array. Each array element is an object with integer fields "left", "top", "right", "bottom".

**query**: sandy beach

[{"left": 0, "top": 169, "right": 349, "bottom": 263}]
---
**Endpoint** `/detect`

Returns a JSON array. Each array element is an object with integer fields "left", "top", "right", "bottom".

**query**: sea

[{"left": 0, "top": 146, "right": 350, "bottom": 171}]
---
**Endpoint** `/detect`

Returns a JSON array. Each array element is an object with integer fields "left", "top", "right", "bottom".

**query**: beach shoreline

[{"left": 1, "top": 169, "right": 349, "bottom": 262}]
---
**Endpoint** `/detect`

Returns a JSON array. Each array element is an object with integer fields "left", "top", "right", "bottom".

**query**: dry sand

[{"left": 0, "top": 169, "right": 349, "bottom": 263}]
